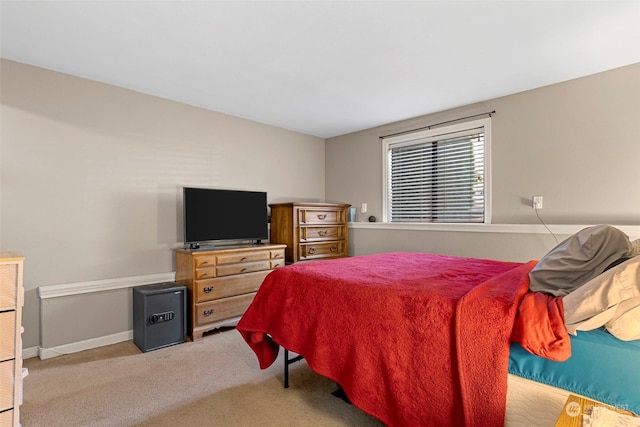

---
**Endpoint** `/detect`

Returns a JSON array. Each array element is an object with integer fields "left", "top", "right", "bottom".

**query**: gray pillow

[{"left": 529, "top": 225, "right": 632, "bottom": 296}]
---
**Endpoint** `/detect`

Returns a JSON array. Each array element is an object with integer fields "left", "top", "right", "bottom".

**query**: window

[{"left": 382, "top": 118, "right": 490, "bottom": 224}]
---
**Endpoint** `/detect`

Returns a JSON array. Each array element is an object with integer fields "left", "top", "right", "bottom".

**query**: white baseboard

[
  {"left": 22, "top": 346, "right": 39, "bottom": 360},
  {"left": 38, "top": 330, "right": 133, "bottom": 360}
]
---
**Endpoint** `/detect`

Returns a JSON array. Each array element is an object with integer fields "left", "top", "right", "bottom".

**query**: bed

[{"left": 237, "top": 227, "right": 640, "bottom": 426}]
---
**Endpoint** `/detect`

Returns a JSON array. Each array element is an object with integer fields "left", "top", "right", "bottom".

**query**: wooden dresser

[
  {"left": 269, "top": 202, "right": 350, "bottom": 264},
  {"left": 0, "top": 253, "right": 25, "bottom": 427},
  {"left": 174, "top": 244, "right": 285, "bottom": 340}
]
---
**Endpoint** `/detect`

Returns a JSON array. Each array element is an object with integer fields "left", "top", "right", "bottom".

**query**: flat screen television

[{"left": 183, "top": 187, "right": 268, "bottom": 249}]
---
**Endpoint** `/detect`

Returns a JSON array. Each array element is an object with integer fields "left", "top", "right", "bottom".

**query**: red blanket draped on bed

[
  {"left": 511, "top": 291, "right": 570, "bottom": 361},
  {"left": 237, "top": 253, "right": 537, "bottom": 427}
]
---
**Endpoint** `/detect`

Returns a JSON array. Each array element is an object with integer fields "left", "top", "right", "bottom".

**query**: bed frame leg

[
  {"left": 283, "top": 348, "right": 304, "bottom": 388},
  {"left": 284, "top": 348, "right": 290, "bottom": 388}
]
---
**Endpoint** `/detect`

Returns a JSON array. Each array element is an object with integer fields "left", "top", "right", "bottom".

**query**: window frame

[{"left": 381, "top": 117, "right": 492, "bottom": 224}]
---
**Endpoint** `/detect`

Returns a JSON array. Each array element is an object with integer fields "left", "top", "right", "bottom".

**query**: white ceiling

[{"left": 1, "top": 1, "right": 639, "bottom": 138}]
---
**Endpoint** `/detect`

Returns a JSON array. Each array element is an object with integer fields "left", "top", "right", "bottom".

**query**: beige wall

[
  {"left": 0, "top": 59, "right": 325, "bottom": 349},
  {"left": 3, "top": 59, "right": 639, "bottom": 354},
  {"left": 328, "top": 63, "right": 640, "bottom": 260}
]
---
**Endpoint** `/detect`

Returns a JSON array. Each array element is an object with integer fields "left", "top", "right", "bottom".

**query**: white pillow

[
  {"left": 563, "top": 256, "right": 640, "bottom": 340},
  {"left": 605, "top": 297, "right": 640, "bottom": 341},
  {"left": 631, "top": 238, "right": 640, "bottom": 256}
]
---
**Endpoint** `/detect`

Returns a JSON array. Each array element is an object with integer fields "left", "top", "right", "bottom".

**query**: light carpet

[{"left": 21, "top": 328, "right": 384, "bottom": 426}]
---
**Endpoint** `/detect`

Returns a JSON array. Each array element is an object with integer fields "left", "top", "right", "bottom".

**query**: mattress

[{"left": 505, "top": 374, "right": 573, "bottom": 427}]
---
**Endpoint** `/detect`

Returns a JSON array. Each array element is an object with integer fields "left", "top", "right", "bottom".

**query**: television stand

[{"left": 174, "top": 243, "right": 286, "bottom": 340}]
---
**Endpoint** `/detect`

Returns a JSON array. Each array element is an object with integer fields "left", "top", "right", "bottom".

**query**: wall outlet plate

[{"left": 532, "top": 196, "right": 543, "bottom": 209}]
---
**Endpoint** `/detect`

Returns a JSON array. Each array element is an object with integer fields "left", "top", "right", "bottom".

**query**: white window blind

[{"left": 383, "top": 119, "right": 490, "bottom": 224}]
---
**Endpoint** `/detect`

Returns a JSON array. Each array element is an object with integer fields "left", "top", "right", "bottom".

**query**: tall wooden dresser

[
  {"left": 0, "top": 253, "right": 25, "bottom": 427},
  {"left": 174, "top": 244, "right": 285, "bottom": 341},
  {"left": 269, "top": 202, "right": 350, "bottom": 264}
]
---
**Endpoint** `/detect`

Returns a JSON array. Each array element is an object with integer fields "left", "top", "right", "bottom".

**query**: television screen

[{"left": 183, "top": 187, "right": 268, "bottom": 246}]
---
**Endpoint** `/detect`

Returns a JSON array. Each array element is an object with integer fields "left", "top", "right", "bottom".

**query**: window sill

[{"left": 348, "top": 222, "right": 640, "bottom": 239}]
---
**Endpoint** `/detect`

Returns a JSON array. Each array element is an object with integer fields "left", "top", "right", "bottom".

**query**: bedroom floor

[{"left": 21, "top": 328, "right": 384, "bottom": 426}]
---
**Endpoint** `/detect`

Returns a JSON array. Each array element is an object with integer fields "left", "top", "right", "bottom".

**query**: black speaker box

[{"left": 133, "top": 282, "right": 186, "bottom": 352}]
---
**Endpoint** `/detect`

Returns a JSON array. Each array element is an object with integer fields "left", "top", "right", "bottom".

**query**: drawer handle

[
  {"left": 330, "top": 246, "right": 338, "bottom": 252},
  {"left": 241, "top": 256, "right": 248, "bottom": 261},
  {"left": 241, "top": 267, "right": 248, "bottom": 273},
  {"left": 273, "top": 253, "right": 280, "bottom": 258},
  {"left": 202, "top": 272, "right": 209, "bottom": 277},
  {"left": 273, "top": 262, "right": 281, "bottom": 268},
  {"left": 202, "top": 260, "right": 209, "bottom": 265},
  {"left": 317, "top": 214, "right": 327, "bottom": 220},
  {"left": 203, "top": 309, "right": 214, "bottom": 317},
  {"left": 308, "top": 247, "right": 317, "bottom": 255},
  {"left": 318, "top": 230, "right": 328, "bottom": 236},
  {"left": 203, "top": 286, "right": 214, "bottom": 293}
]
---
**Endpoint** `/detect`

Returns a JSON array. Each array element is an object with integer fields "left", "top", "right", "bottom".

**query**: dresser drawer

[
  {"left": 195, "top": 268, "right": 216, "bottom": 280},
  {"left": 270, "top": 249, "right": 285, "bottom": 260},
  {"left": 195, "top": 270, "right": 270, "bottom": 302},
  {"left": 0, "top": 311, "right": 16, "bottom": 362},
  {"left": 195, "top": 293, "right": 256, "bottom": 325},
  {"left": 216, "top": 260, "right": 271, "bottom": 277},
  {"left": 299, "top": 241, "right": 345, "bottom": 260},
  {"left": 193, "top": 255, "right": 216, "bottom": 269},
  {"left": 0, "top": 359, "right": 15, "bottom": 411},
  {"left": 0, "top": 409, "right": 13, "bottom": 426},
  {"left": 216, "top": 250, "right": 270, "bottom": 265},
  {"left": 0, "top": 263, "right": 18, "bottom": 310},
  {"left": 300, "top": 225, "right": 345, "bottom": 241},
  {"left": 299, "top": 209, "right": 344, "bottom": 224}
]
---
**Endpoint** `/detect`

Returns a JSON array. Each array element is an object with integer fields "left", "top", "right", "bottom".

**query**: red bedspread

[{"left": 237, "top": 253, "right": 537, "bottom": 426}]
